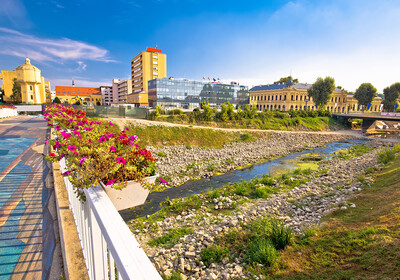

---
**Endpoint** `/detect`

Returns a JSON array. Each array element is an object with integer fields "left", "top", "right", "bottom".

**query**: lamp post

[{"left": 305, "top": 98, "right": 309, "bottom": 110}]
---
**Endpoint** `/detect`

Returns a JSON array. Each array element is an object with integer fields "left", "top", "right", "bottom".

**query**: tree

[
  {"left": 53, "top": 97, "right": 61, "bottom": 104},
  {"left": 274, "top": 76, "right": 299, "bottom": 84},
  {"left": 382, "top": 83, "right": 400, "bottom": 111},
  {"left": 307, "top": 76, "right": 336, "bottom": 109},
  {"left": 11, "top": 78, "right": 22, "bottom": 103},
  {"left": 354, "top": 83, "right": 377, "bottom": 111}
]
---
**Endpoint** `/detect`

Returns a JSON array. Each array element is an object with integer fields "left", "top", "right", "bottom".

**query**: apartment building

[
  {"left": 100, "top": 86, "right": 113, "bottom": 105},
  {"left": 130, "top": 47, "right": 167, "bottom": 106}
]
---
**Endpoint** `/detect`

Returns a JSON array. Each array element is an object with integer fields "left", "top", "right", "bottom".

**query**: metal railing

[{"left": 59, "top": 159, "right": 161, "bottom": 280}]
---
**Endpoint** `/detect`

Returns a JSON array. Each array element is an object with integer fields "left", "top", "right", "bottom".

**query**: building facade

[
  {"left": 55, "top": 86, "right": 102, "bottom": 105},
  {"left": 148, "top": 78, "right": 249, "bottom": 109},
  {"left": 0, "top": 58, "right": 50, "bottom": 104},
  {"left": 249, "top": 82, "right": 383, "bottom": 113},
  {"left": 117, "top": 79, "right": 132, "bottom": 104},
  {"left": 100, "top": 86, "right": 113, "bottom": 105},
  {"left": 112, "top": 79, "right": 120, "bottom": 104},
  {"left": 130, "top": 48, "right": 167, "bottom": 106}
]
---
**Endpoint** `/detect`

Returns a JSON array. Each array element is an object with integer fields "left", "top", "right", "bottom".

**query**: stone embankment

[
  {"left": 150, "top": 132, "right": 359, "bottom": 187},
  {"left": 133, "top": 140, "right": 393, "bottom": 280}
]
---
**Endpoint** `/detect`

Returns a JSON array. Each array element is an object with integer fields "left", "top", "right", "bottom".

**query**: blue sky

[{"left": 0, "top": 0, "right": 399, "bottom": 92}]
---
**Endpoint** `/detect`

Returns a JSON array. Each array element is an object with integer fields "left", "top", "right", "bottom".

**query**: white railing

[
  {"left": 0, "top": 108, "right": 18, "bottom": 118},
  {"left": 59, "top": 159, "right": 162, "bottom": 280}
]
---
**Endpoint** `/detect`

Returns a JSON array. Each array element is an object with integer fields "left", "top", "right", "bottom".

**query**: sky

[{"left": 0, "top": 0, "right": 399, "bottom": 92}]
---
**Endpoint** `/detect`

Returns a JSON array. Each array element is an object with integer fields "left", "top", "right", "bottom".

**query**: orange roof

[
  {"left": 55, "top": 86, "right": 101, "bottom": 96},
  {"left": 146, "top": 47, "right": 162, "bottom": 53}
]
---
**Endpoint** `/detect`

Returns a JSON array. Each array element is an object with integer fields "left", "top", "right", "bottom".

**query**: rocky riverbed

[
  {"left": 150, "top": 131, "right": 360, "bottom": 187},
  {"left": 131, "top": 139, "right": 396, "bottom": 280}
]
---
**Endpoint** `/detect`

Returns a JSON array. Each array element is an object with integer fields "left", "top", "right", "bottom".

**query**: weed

[
  {"left": 246, "top": 238, "right": 279, "bottom": 267},
  {"left": 377, "top": 147, "right": 396, "bottom": 164},
  {"left": 157, "top": 151, "right": 166, "bottom": 157},
  {"left": 269, "top": 219, "right": 292, "bottom": 250},
  {"left": 207, "top": 164, "right": 215, "bottom": 172},
  {"left": 208, "top": 189, "right": 221, "bottom": 199},
  {"left": 240, "top": 132, "right": 253, "bottom": 141},
  {"left": 162, "top": 270, "right": 183, "bottom": 280},
  {"left": 200, "top": 245, "right": 229, "bottom": 267},
  {"left": 148, "top": 227, "right": 193, "bottom": 248},
  {"left": 185, "top": 144, "right": 192, "bottom": 149}
]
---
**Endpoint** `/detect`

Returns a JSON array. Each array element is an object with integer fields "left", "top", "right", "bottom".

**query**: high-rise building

[
  {"left": 0, "top": 58, "right": 51, "bottom": 104},
  {"left": 100, "top": 86, "right": 113, "bottom": 105},
  {"left": 130, "top": 47, "right": 167, "bottom": 106}
]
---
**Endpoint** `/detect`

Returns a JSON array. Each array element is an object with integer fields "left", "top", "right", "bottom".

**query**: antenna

[{"left": 72, "top": 78, "right": 75, "bottom": 86}]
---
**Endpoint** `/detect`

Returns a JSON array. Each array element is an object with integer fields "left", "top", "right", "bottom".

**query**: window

[
  {"left": 30, "top": 85, "right": 33, "bottom": 90},
  {"left": 31, "top": 95, "right": 33, "bottom": 100}
]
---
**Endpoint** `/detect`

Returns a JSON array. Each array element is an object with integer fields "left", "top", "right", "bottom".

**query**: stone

[
  {"left": 234, "top": 265, "right": 243, "bottom": 275},
  {"left": 185, "top": 251, "right": 196, "bottom": 259}
]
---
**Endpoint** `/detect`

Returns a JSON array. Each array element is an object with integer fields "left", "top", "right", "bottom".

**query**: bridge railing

[{"left": 59, "top": 159, "right": 162, "bottom": 280}]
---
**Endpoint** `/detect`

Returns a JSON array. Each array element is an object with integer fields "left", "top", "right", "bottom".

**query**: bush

[
  {"left": 148, "top": 227, "right": 193, "bottom": 248},
  {"left": 269, "top": 219, "right": 292, "bottom": 250},
  {"left": 377, "top": 147, "right": 396, "bottom": 164},
  {"left": 240, "top": 132, "right": 252, "bottom": 141},
  {"left": 246, "top": 239, "right": 278, "bottom": 267},
  {"left": 200, "top": 245, "right": 229, "bottom": 267},
  {"left": 169, "top": 109, "right": 183, "bottom": 115}
]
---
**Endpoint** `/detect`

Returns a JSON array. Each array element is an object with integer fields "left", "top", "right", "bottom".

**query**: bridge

[{"left": 333, "top": 113, "right": 400, "bottom": 132}]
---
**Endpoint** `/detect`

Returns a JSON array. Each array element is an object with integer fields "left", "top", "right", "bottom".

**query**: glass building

[{"left": 148, "top": 78, "right": 249, "bottom": 109}]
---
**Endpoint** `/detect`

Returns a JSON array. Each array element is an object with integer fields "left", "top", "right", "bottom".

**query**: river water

[{"left": 120, "top": 139, "right": 367, "bottom": 220}]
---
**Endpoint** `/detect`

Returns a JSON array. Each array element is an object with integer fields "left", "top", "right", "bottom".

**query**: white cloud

[
  {"left": 76, "top": 61, "right": 87, "bottom": 72},
  {"left": 0, "top": 27, "right": 116, "bottom": 63},
  {"left": 0, "top": 0, "right": 30, "bottom": 27}
]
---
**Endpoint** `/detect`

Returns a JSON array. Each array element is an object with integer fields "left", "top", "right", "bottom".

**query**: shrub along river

[{"left": 120, "top": 139, "right": 367, "bottom": 220}]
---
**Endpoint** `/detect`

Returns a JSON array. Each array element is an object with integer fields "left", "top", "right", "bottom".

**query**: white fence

[
  {"left": 0, "top": 108, "right": 18, "bottom": 118},
  {"left": 15, "top": 105, "right": 43, "bottom": 112},
  {"left": 59, "top": 159, "right": 162, "bottom": 280}
]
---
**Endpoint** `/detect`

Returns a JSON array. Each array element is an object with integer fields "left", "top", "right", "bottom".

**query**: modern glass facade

[{"left": 148, "top": 78, "right": 249, "bottom": 109}]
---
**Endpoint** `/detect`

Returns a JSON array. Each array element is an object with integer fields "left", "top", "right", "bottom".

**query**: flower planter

[{"left": 101, "top": 175, "right": 158, "bottom": 211}]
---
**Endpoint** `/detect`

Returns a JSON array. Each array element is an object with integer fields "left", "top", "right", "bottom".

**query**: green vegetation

[
  {"left": 377, "top": 145, "right": 400, "bottom": 164},
  {"left": 382, "top": 82, "right": 400, "bottom": 111},
  {"left": 148, "top": 102, "right": 343, "bottom": 131},
  {"left": 354, "top": 83, "right": 378, "bottom": 109},
  {"left": 334, "top": 144, "right": 373, "bottom": 160},
  {"left": 125, "top": 125, "right": 261, "bottom": 148},
  {"left": 200, "top": 216, "right": 292, "bottom": 268},
  {"left": 162, "top": 270, "right": 183, "bottom": 280},
  {"left": 148, "top": 227, "right": 193, "bottom": 248},
  {"left": 307, "top": 76, "right": 336, "bottom": 108},
  {"left": 200, "top": 245, "right": 229, "bottom": 267}
]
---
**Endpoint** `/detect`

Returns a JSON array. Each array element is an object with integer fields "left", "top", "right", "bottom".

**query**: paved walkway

[{"left": 0, "top": 116, "right": 61, "bottom": 280}]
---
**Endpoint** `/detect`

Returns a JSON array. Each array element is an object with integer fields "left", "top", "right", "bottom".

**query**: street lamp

[{"left": 305, "top": 98, "right": 309, "bottom": 110}]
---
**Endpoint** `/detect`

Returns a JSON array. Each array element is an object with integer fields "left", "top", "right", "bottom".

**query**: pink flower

[
  {"left": 109, "top": 122, "right": 113, "bottom": 126},
  {"left": 129, "top": 135, "right": 138, "bottom": 142},
  {"left": 110, "top": 146, "right": 116, "bottom": 152},
  {"left": 117, "top": 157, "right": 127, "bottom": 165},
  {"left": 159, "top": 177, "right": 168, "bottom": 184},
  {"left": 62, "top": 171, "right": 71, "bottom": 176},
  {"left": 77, "top": 121, "right": 84, "bottom": 126},
  {"left": 67, "top": 146, "right": 77, "bottom": 151},
  {"left": 125, "top": 127, "right": 129, "bottom": 131},
  {"left": 72, "top": 130, "right": 80, "bottom": 135},
  {"left": 84, "top": 126, "right": 93, "bottom": 131},
  {"left": 53, "top": 141, "right": 61, "bottom": 150},
  {"left": 99, "top": 136, "right": 107, "bottom": 143},
  {"left": 49, "top": 152, "right": 56, "bottom": 157},
  {"left": 61, "top": 131, "right": 71, "bottom": 139},
  {"left": 106, "top": 179, "right": 116, "bottom": 186},
  {"left": 79, "top": 156, "right": 88, "bottom": 165}
]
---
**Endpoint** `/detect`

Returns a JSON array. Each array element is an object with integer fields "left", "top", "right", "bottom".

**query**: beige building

[
  {"left": 130, "top": 47, "right": 167, "bottom": 106},
  {"left": 118, "top": 79, "right": 132, "bottom": 103},
  {"left": 0, "top": 58, "right": 50, "bottom": 104},
  {"left": 250, "top": 82, "right": 382, "bottom": 113}
]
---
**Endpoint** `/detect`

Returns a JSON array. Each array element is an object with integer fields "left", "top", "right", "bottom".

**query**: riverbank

[
  {"left": 129, "top": 140, "right": 399, "bottom": 279},
  {"left": 149, "top": 131, "right": 361, "bottom": 187}
]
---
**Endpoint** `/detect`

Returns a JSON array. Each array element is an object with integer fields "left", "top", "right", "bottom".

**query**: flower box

[{"left": 101, "top": 175, "right": 158, "bottom": 211}]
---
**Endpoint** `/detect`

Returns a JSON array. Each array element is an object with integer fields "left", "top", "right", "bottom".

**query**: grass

[
  {"left": 269, "top": 152, "right": 400, "bottom": 279},
  {"left": 148, "top": 227, "right": 193, "bottom": 249},
  {"left": 155, "top": 114, "right": 343, "bottom": 131},
  {"left": 124, "top": 125, "right": 261, "bottom": 148},
  {"left": 334, "top": 144, "right": 373, "bottom": 160}
]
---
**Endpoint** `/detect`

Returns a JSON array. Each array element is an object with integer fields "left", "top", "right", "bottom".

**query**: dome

[{"left": 16, "top": 57, "right": 40, "bottom": 71}]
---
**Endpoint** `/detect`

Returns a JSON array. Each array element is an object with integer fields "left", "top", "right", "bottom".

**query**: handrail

[{"left": 59, "top": 159, "right": 161, "bottom": 279}]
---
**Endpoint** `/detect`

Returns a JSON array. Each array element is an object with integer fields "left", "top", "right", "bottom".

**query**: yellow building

[
  {"left": 0, "top": 58, "right": 50, "bottom": 104},
  {"left": 129, "top": 47, "right": 167, "bottom": 106},
  {"left": 250, "top": 82, "right": 383, "bottom": 113}
]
